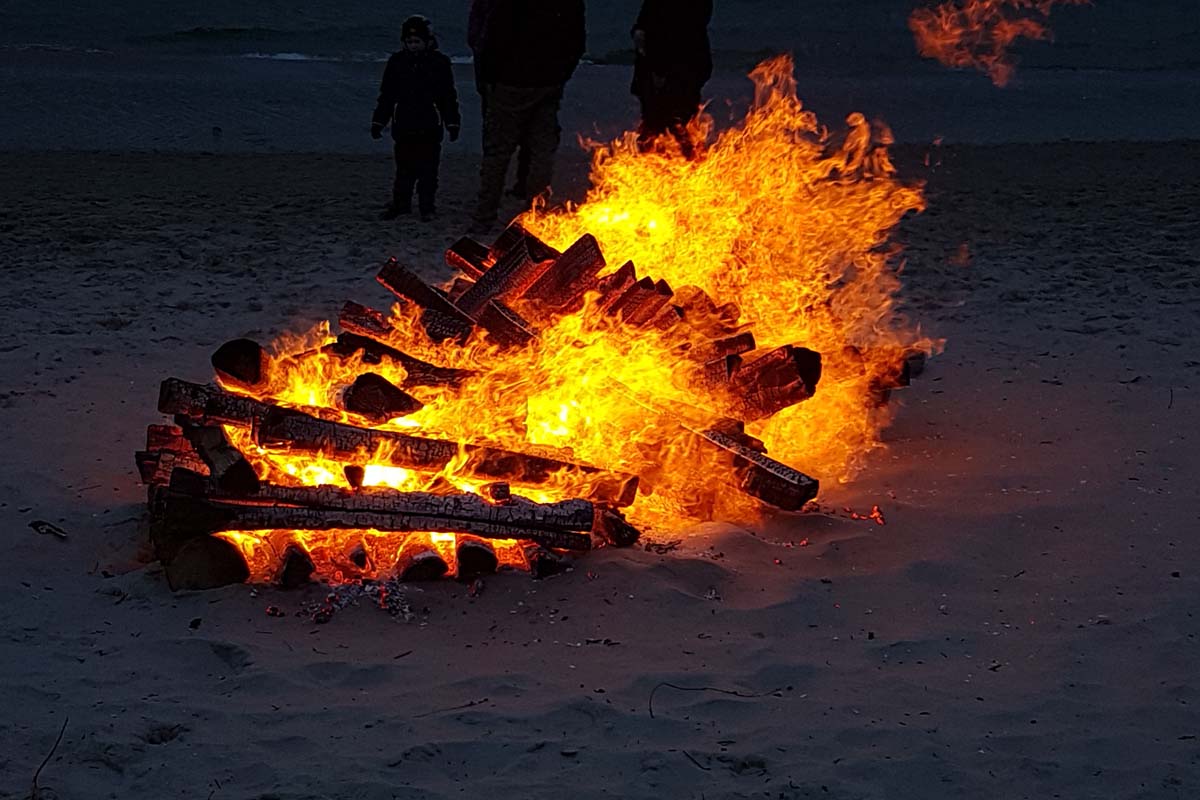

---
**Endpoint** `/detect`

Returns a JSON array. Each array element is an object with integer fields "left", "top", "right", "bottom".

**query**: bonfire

[{"left": 135, "top": 56, "right": 934, "bottom": 590}]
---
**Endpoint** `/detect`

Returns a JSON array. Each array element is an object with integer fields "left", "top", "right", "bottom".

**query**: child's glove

[
  {"left": 447, "top": 125, "right": 460, "bottom": 143},
  {"left": 370, "top": 123, "right": 383, "bottom": 140}
]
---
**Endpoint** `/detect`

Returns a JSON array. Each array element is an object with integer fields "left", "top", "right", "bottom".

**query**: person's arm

[
  {"left": 371, "top": 56, "right": 398, "bottom": 136},
  {"left": 436, "top": 57, "right": 462, "bottom": 141}
]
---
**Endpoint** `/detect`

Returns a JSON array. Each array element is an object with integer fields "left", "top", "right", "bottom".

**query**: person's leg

[
  {"left": 416, "top": 141, "right": 441, "bottom": 219},
  {"left": 511, "top": 142, "right": 533, "bottom": 198},
  {"left": 472, "top": 84, "right": 527, "bottom": 230},
  {"left": 520, "top": 85, "right": 564, "bottom": 206},
  {"left": 391, "top": 140, "right": 417, "bottom": 213}
]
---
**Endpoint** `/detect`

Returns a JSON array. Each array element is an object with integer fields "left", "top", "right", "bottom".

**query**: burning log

[
  {"left": 155, "top": 491, "right": 596, "bottom": 551},
  {"left": 595, "top": 261, "right": 638, "bottom": 314},
  {"left": 716, "top": 345, "right": 823, "bottom": 422},
  {"left": 490, "top": 223, "right": 561, "bottom": 263},
  {"left": 334, "top": 305, "right": 475, "bottom": 388},
  {"left": 340, "top": 373, "right": 423, "bottom": 422},
  {"left": 160, "top": 377, "right": 272, "bottom": 427},
  {"left": 176, "top": 418, "right": 261, "bottom": 495},
  {"left": 689, "top": 332, "right": 757, "bottom": 363},
  {"left": 396, "top": 546, "right": 450, "bottom": 582},
  {"left": 520, "top": 233, "right": 607, "bottom": 312},
  {"left": 456, "top": 539, "right": 498, "bottom": 580},
  {"left": 163, "top": 535, "right": 250, "bottom": 591},
  {"left": 445, "top": 236, "right": 492, "bottom": 278},
  {"left": 673, "top": 285, "right": 741, "bottom": 337},
  {"left": 693, "top": 427, "right": 819, "bottom": 511},
  {"left": 474, "top": 300, "right": 537, "bottom": 348},
  {"left": 377, "top": 257, "right": 476, "bottom": 342},
  {"left": 276, "top": 545, "right": 316, "bottom": 589},
  {"left": 623, "top": 279, "right": 674, "bottom": 328},
  {"left": 253, "top": 407, "right": 639, "bottom": 506},
  {"left": 211, "top": 338, "right": 271, "bottom": 392},
  {"left": 454, "top": 239, "right": 551, "bottom": 315}
]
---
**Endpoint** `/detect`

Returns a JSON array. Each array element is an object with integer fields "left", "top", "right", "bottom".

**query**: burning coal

[
  {"left": 137, "top": 55, "right": 936, "bottom": 590},
  {"left": 909, "top": 0, "right": 1090, "bottom": 86}
]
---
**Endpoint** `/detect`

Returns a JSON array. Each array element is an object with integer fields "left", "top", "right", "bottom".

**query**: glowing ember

[
  {"left": 909, "top": 0, "right": 1090, "bottom": 86},
  {"left": 157, "top": 55, "right": 936, "bottom": 585}
]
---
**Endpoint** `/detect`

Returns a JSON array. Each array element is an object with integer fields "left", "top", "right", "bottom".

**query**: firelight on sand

[
  {"left": 909, "top": 0, "right": 1091, "bottom": 86},
  {"left": 213, "top": 55, "right": 936, "bottom": 582}
]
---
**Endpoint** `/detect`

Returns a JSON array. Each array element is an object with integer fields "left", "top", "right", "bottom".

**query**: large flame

[
  {"left": 216, "top": 55, "right": 935, "bottom": 581},
  {"left": 909, "top": 0, "right": 1090, "bottom": 86}
]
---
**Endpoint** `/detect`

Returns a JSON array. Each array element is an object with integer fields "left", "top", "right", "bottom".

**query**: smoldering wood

[
  {"left": 475, "top": 300, "right": 537, "bottom": 347},
  {"left": 482, "top": 482, "right": 511, "bottom": 502},
  {"left": 591, "top": 506, "right": 642, "bottom": 548},
  {"left": 340, "top": 373, "right": 424, "bottom": 422},
  {"left": 276, "top": 545, "right": 315, "bottom": 588},
  {"left": 156, "top": 493, "right": 594, "bottom": 551},
  {"left": 211, "top": 338, "right": 271, "bottom": 392},
  {"left": 521, "top": 233, "right": 607, "bottom": 312},
  {"left": 456, "top": 539, "right": 498, "bottom": 580},
  {"left": 163, "top": 534, "right": 250, "bottom": 591},
  {"left": 253, "top": 407, "right": 639, "bottom": 506},
  {"left": 176, "top": 417, "right": 261, "bottom": 494},
  {"left": 445, "top": 236, "right": 491, "bottom": 278}
]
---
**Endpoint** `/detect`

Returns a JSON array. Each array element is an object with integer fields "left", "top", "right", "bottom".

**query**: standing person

[
  {"left": 631, "top": 0, "right": 714, "bottom": 157},
  {"left": 371, "top": 15, "right": 461, "bottom": 221},
  {"left": 468, "top": 0, "right": 532, "bottom": 200},
  {"left": 470, "top": 0, "right": 586, "bottom": 234}
]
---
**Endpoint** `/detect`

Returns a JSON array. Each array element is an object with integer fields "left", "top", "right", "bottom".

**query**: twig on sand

[
  {"left": 1168, "top": 387, "right": 1174, "bottom": 410},
  {"left": 681, "top": 750, "right": 712, "bottom": 771},
  {"left": 413, "top": 697, "right": 489, "bottom": 719},
  {"left": 647, "top": 682, "right": 782, "bottom": 718},
  {"left": 29, "top": 717, "right": 68, "bottom": 800}
]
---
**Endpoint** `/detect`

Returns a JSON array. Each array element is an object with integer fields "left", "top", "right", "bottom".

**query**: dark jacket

[
  {"left": 372, "top": 50, "right": 462, "bottom": 142},
  {"left": 476, "top": 0, "right": 586, "bottom": 88},
  {"left": 631, "top": 0, "right": 713, "bottom": 96}
]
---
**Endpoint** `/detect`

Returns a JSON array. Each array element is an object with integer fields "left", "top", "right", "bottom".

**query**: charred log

[
  {"left": 445, "top": 236, "right": 492, "bottom": 278},
  {"left": 176, "top": 417, "right": 261, "bottom": 495},
  {"left": 693, "top": 427, "right": 819, "bottom": 511},
  {"left": 397, "top": 548, "right": 449, "bottom": 582},
  {"left": 276, "top": 545, "right": 315, "bottom": 589},
  {"left": 155, "top": 492, "right": 595, "bottom": 551},
  {"left": 253, "top": 407, "right": 638, "bottom": 506},
  {"left": 340, "top": 373, "right": 424, "bottom": 422},
  {"left": 490, "top": 223, "right": 561, "bottom": 263},
  {"left": 521, "top": 233, "right": 607, "bottom": 312},
  {"left": 725, "top": 345, "right": 822, "bottom": 421},
  {"left": 456, "top": 539, "right": 498, "bottom": 580},
  {"left": 211, "top": 338, "right": 271, "bottom": 392},
  {"left": 455, "top": 239, "right": 552, "bottom": 315},
  {"left": 163, "top": 535, "right": 250, "bottom": 591},
  {"left": 377, "top": 258, "right": 476, "bottom": 342},
  {"left": 595, "top": 262, "right": 639, "bottom": 314}
]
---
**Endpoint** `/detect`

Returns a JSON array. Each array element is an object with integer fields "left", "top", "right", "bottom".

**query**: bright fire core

[{"left": 217, "top": 55, "right": 935, "bottom": 581}]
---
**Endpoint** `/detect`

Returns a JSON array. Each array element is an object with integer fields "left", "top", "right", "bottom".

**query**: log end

[{"left": 164, "top": 536, "right": 250, "bottom": 591}]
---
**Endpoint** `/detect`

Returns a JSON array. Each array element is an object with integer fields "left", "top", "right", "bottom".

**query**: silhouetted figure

[
  {"left": 469, "top": 0, "right": 532, "bottom": 198},
  {"left": 631, "top": 0, "right": 713, "bottom": 157},
  {"left": 470, "top": 0, "right": 586, "bottom": 234},
  {"left": 371, "top": 15, "right": 461, "bottom": 221}
]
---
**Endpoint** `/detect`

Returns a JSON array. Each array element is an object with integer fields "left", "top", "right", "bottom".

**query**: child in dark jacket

[{"left": 371, "top": 15, "right": 461, "bottom": 221}]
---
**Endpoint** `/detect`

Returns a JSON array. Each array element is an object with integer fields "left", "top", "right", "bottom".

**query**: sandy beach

[{"left": 1, "top": 136, "right": 1198, "bottom": 798}]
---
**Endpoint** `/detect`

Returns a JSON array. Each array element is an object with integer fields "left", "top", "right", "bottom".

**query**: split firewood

[
  {"left": 253, "top": 407, "right": 639, "bottom": 506},
  {"left": 377, "top": 257, "right": 476, "bottom": 342},
  {"left": 445, "top": 236, "right": 492, "bottom": 278},
  {"left": 160, "top": 377, "right": 273, "bottom": 427},
  {"left": 520, "top": 233, "right": 607, "bottom": 314},
  {"left": 396, "top": 546, "right": 449, "bottom": 582},
  {"left": 723, "top": 345, "right": 822, "bottom": 421},
  {"left": 163, "top": 535, "right": 250, "bottom": 591},
  {"left": 211, "top": 338, "right": 272, "bottom": 392},
  {"left": 340, "top": 373, "right": 423, "bottom": 422},
  {"left": 456, "top": 539, "right": 498, "bottom": 580},
  {"left": 175, "top": 417, "right": 261, "bottom": 495},
  {"left": 474, "top": 299, "right": 537, "bottom": 348},
  {"left": 155, "top": 492, "right": 595, "bottom": 551},
  {"left": 454, "top": 239, "right": 552, "bottom": 315},
  {"left": 623, "top": 279, "right": 674, "bottom": 328},
  {"left": 276, "top": 545, "right": 315, "bottom": 589},
  {"left": 490, "top": 222, "right": 561, "bottom": 263},
  {"left": 334, "top": 305, "right": 475, "bottom": 387},
  {"left": 136, "top": 449, "right": 208, "bottom": 487},
  {"left": 606, "top": 276, "right": 658, "bottom": 320},
  {"left": 595, "top": 261, "right": 638, "bottom": 314}
]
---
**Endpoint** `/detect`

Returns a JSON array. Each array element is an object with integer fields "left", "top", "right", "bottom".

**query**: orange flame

[
  {"left": 217, "top": 55, "right": 937, "bottom": 582},
  {"left": 909, "top": 0, "right": 1090, "bottom": 86}
]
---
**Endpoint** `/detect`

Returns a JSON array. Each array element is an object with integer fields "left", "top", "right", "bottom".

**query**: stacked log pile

[{"left": 136, "top": 223, "right": 923, "bottom": 590}]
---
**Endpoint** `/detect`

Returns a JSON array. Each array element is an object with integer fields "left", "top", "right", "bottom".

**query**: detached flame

[
  {"left": 909, "top": 0, "right": 1089, "bottom": 86},
  {"left": 217, "top": 55, "right": 935, "bottom": 580}
]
